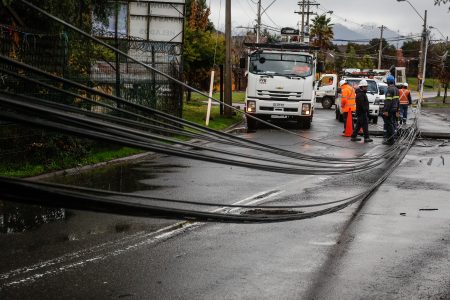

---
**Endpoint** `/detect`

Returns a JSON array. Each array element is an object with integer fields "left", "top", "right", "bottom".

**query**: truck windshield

[
  {"left": 249, "top": 53, "right": 313, "bottom": 77},
  {"left": 347, "top": 79, "right": 379, "bottom": 94}
]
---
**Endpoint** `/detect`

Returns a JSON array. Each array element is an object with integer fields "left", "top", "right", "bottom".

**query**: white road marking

[{"left": 0, "top": 189, "right": 284, "bottom": 288}]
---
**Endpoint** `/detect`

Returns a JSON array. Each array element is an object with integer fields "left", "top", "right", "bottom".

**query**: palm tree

[{"left": 310, "top": 14, "right": 334, "bottom": 52}]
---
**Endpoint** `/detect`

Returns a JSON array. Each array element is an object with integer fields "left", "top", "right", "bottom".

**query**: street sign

[{"left": 281, "top": 27, "right": 300, "bottom": 36}]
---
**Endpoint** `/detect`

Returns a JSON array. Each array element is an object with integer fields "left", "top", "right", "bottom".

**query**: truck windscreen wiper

[{"left": 278, "top": 73, "right": 307, "bottom": 79}]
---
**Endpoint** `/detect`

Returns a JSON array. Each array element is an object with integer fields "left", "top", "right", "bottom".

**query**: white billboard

[
  {"left": 129, "top": 1, "right": 184, "bottom": 43},
  {"left": 149, "top": 17, "right": 183, "bottom": 43}
]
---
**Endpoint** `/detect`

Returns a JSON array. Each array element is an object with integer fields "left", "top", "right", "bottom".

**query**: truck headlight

[
  {"left": 302, "top": 103, "right": 311, "bottom": 115},
  {"left": 247, "top": 100, "right": 256, "bottom": 113}
]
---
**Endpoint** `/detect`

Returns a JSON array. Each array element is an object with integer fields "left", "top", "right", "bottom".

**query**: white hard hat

[
  {"left": 339, "top": 79, "right": 346, "bottom": 86},
  {"left": 403, "top": 82, "right": 408, "bottom": 88},
  {"left": 359, "top": 79, "right": 368, "bottom": 87}
]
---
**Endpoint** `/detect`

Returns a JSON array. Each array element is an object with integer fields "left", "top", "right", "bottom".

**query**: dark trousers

[
  {"left": 352, "top": 113, "right": 369, "bottom": 139},
  {"left": 383, "top": 113, "right": 395, "bottom": 144},
  {"left": 399, "top": 104, "right": 408, "bottom": 124}
]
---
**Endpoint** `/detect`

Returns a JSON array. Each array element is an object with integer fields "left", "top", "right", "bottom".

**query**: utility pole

[
  {"left": 378, "top": 25, "right": 384, "bottom": 69},
  {"left": 224, "top": 0, "right": 232, "bottom": 117},
  {"left": 418, "top": 10, "right": 427, "bottom": 91},
  {"left": 300, "top": 0, "right": 305, "bottom": 42},
  {"left": 114, "top": 2, "right": 121, "bottom": 99},
  {"left": 294, "top": 1, "right": 318, "bottom": 43},
  {"left": 419, "top": 29, "right": 429, "bottom": 108},
  {"left": 256, "top": 0, "right": 261, "bottom": 43}
]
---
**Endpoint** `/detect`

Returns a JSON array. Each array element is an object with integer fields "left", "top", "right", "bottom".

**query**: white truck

[
  {"left": 242, "top": 43, "right": 323, "bottom": 131},
  {"left": 315, "top": 73, "right": 338, "bottom": 109},
  {"left": 335, "top": 77, "right": 381, "bottom": 124}
]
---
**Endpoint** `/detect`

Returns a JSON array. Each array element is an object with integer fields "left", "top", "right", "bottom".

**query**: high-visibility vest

[
  {"left": 341, "top": 84, "right": 356, "bottom": 112},
  {"left": 399, "top": 89, "right": 410, "bottom": 105}
]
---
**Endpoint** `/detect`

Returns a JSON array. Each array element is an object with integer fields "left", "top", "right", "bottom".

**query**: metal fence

[{"left": 0, "top": 12, "right": 184, "bottom": 164}]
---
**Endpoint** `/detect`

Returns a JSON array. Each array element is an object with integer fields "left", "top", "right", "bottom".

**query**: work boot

[
  {"left": 350, "top": 137, "right": 361, "bottom": 142},
  {"left": 364, "top": 138, "right": 373, "bottom": 143}
]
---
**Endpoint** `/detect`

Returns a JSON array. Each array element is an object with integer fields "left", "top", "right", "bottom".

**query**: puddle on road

[
  {"left": 0, "top": 160, "right": 189, "bottom": 234},
  {"left": 49, "top": 161, "right": 188, "bottom": 193},
  {"left": 0, "top": 202, "right": 67, "bottom": 234}
]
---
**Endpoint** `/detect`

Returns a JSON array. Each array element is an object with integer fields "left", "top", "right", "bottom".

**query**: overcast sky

[{"left": 208, "top": 0, "right": 450, "bottom": 41}]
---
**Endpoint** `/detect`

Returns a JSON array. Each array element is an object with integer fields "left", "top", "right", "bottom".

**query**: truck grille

[
  {"left": 257, "top": 90, "right": 303, "bottom": 101},
  {"left": 259, "top": 107, "right": 299, "bottom": 112}
]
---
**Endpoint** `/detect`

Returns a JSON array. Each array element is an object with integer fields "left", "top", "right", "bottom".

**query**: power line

[{"left": 316, "top": 5, "right": 418, "bottom": 39}]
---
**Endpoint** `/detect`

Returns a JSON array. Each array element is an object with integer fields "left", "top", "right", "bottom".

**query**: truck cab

[
  {"left": 316, "top": 74, "right": 337, "bottom": 109},
  {"left": 244, "top": 45, "right": 319, "bottom": 131}
]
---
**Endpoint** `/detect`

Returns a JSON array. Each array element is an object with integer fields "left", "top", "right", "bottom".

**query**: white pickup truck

[
  {"left": 315, "top": 74, "right": 337, "bottom": 109},
  {"left": 335, "top": 77, "right": 381, "bottom": 124}
]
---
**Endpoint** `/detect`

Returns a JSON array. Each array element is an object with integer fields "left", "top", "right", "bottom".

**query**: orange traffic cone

[{"left": 342, "top": 112, "right": 353, "bottom": 137}]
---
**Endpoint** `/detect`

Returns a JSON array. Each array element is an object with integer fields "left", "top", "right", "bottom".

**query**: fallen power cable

[{"left": 0, "top": 0, "right": 420, "bottom": 222}]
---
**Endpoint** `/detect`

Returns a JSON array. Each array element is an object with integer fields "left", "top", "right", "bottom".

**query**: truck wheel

[
  {"left": 298, "top": 117, "right": 312, "bottom": 129},
  {"left": 372, "top": 116, "right": 378, "bottom": 124},
  {"left": 246, "top": 115, "right": 258, "bottom": 132},
  {"left": 322, "top": 97, "right": 333, "bottom": 109}
]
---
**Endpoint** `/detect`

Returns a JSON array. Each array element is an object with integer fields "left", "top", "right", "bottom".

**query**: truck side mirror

[
  {"left": 239, "top": 57, "right": 246, "bottom": 69},
  {"left": 316, "top": 62, "right": 325, "bottom": 73}
]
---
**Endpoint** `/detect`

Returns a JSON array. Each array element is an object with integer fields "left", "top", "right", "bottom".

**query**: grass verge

[
  {"left": 187, "top": 91, "right": 245, "bottom": 103},
  {"left": 0, "top": 147, "right": 144, "bottom": 178},
  {"left": 183, "top": 100, "right": 243, "bottom": 131},
  {"left": 422, "top": 96, "right": 450, "bottom": 108},
  {"left": 407, "top": 77, "right": 440, "bottom": 92},
  {"left": 1, "top": 101, "right": 243, "bottom": 178}
]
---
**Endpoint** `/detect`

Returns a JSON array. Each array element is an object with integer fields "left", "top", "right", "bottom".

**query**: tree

[
  {"left": 185, "top": 0, "right": 214, "bottom": 31},
  {"left": 359, "top": 55, "right": 375, "bottom": 69},
  {"left": 440, "top": 46, "right": 450, "bottom": 102},
  {"left": 183, "top": 0, "right": 225, "bottom": 92},
  {"left": 310, "top": 14, "right": 334, "bottom": 60},
  {"left": 435, "top": 0, "right": 450, "bottom": 11},
  {"left": 2, "top": 0, "right": 112, "bottom": 32},
  {"left": 368, "top": 38, "right": 397, "bottom": 69},
  {"left": 343, "top": 46, "right": 359, "bottom": 68},
  {"left": 402, "top": 40, "right": 421, "bottom": 76}
]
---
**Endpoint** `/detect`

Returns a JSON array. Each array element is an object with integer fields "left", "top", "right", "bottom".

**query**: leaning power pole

[
  {"left": 378, "top": 25, "right": 384, "bottom": 69},
  {"left": 224, "top": 0, "right": 232, "bottom": 116},
  {"left": 418, "top": 10, "right": 427, "bottom": 91}
]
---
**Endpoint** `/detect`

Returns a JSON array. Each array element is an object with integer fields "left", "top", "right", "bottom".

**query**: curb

[
  {"left": 29, "top": 119, "right": 247, "bottom": 181},
  {"left": 28, "top": 152, "right": 156, "bottom": 181}
]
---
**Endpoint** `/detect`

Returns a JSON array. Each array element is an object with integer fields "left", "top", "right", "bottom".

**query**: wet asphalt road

[{"left": 1, "top": 107, "right": 449, "bottom": 299}]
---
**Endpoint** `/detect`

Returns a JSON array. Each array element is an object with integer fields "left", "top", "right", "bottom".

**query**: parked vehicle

[
  {"left": 377, "top": 81, "right": 388, "bottom": 111},
  {"left": 315, "top": 74, "right": 337, "bottom": 109},
  {"left": 335, "top": 78, "right": 381, "bottom": 124},
  {"left": 242, "top": 43, "right": 323, "bottom": 131}
]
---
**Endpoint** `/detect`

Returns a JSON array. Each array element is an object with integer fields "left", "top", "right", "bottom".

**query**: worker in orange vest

[
  {"left": 340, "top": 79, "right": 356, "bottom": 133},
  {"left": 399, "top": 82, "right": 412, "bottom": 124}
]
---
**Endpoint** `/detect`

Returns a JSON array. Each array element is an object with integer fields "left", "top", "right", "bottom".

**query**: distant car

[{"left": 335, "top": 78, "right": 380, "bottom": 124}]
